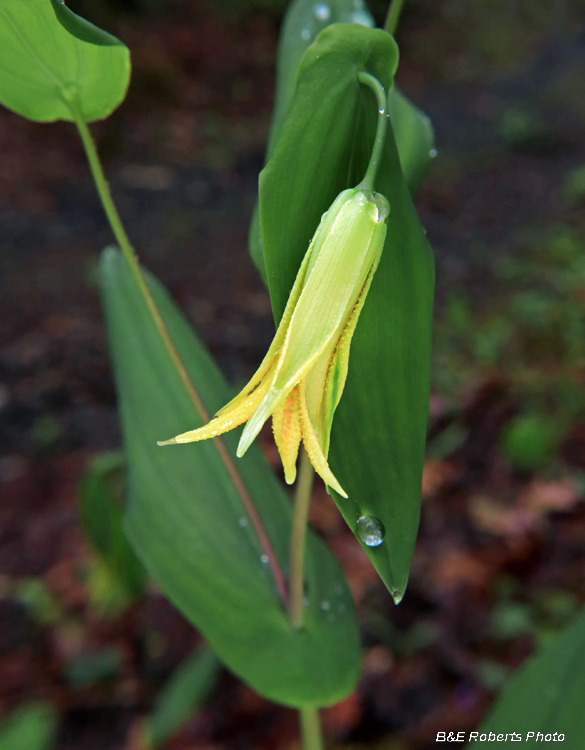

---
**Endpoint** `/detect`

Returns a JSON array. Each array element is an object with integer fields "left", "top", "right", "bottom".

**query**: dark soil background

[{"left": 1, "top": 1, "right": 585, "bottom": 748}]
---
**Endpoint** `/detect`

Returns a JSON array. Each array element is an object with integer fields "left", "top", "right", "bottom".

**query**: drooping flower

[{"left": 159, "top": 186, "right": 390, "bottom": 497}]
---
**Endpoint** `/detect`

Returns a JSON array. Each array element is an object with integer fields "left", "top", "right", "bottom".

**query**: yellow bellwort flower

[{"left": 158, "top": 187, "right": 390, "bottom": 498}]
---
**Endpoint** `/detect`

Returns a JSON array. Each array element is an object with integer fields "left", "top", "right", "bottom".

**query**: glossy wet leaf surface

[
  {"left": 0, "top": 0, "right": 129, "bottom": 122},
  {"left": 99, "top": 248, "right": 360, "bottom": 707}
]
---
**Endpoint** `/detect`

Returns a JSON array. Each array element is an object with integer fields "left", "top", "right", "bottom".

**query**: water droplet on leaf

[
  {"left": 356, "top": 515, "right": 385, "bottom": 546},
  {"left": 314, "top": 3, "right": 330, "bottom": 21},
  {"left": 301, "top": 28, "right": 311, "bottom": 40},
  {"left": 321, "top": 600, "right": 330, "bottom": 611},
  {"left": 260, "top": 554, "right": 269, "bottom": 564},
  {"left": 429, "top": 148, "right": 438, "bottom": 158}
]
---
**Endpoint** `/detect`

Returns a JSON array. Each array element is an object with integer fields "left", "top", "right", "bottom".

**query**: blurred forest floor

[{"left": 1, "top": 1, "right": 585, "bottom": 748}]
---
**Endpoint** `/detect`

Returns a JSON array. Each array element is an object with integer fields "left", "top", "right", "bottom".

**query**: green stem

[
  {"left": 288, "top": 448, "right": 315, "bottom": 629},
  {"left": 70, "top": 100, "right": 288, "bottom": 603},
  {"left": 384, "top": 0, "right": 405, "bottom": 36},
  {"left": 356, "top": 72, "right": 387, "bottom": 193},
  {"left": 300, "top": 707, "right": 323, "bottom": 750}
]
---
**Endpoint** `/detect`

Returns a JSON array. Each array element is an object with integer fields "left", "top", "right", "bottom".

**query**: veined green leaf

[
  {"left": 476, "top": 606, "right": 585, "bottom": 747},
  {"left": 0, "top": 0, "right": 130, "bottom": 122},
  {"left": 99, "top": 249, "right": 360, "bottom": 707},
  {"left": 260, "top": 23, "right": 434, "bottom": 602}
]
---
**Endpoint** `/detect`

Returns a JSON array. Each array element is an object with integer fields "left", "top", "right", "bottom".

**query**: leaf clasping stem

[
  {"left": 69, "top": 98, "right": 288, "bottom": 603},
  {"left": 356, "top": 72, "right": 388, "bottom": 194}
]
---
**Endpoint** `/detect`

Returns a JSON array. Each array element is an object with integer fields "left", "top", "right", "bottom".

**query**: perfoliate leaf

[
  {"left": 99, "top": 248, "right": 360, "bottom": 707},
  {"left": 250, "top": 0, "right": 434, "bottom": 274},
  {"left": 260, "top": 23, "right": 434, "bottom": 602},
  {"left": 0, "top": 0, "right": 130, "bottom": 122}
]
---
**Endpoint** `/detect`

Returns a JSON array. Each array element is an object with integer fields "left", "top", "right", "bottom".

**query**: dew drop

[
  {"left": 429, "top": 148, "right": 438, "bottom": 158},
  {"left": 238, "top": 517, "right": 248, "bottom": 527},
  {"left": 314, "top": 3, "right": 330, "bottom": 21},
  {"left": 378, "top": 108, "right": 385, "bottom": 114},
  {"left": 260, "top": 554, "right": 269, "bottom": 564},
  {"left": 321, "top": 600, "right": 330, "bottom": 611},
  {"left": 356, "top": 515, "right": 385, "bottom": 546},
  {"left": 350, "top": 10, "right": 374, "bottom": 26},
  {"left": 301, "top": 28, "right": 311, "bottom": 40}
]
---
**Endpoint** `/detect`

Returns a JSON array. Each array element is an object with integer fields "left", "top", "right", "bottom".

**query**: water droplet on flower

[
  {"left": 314, "top": 3, "right": 330, "bottom": 21},
  {"left": 429, "top": 148, "right": 438, "bottom": 158},
  {"left": 356, "top": 515, "right": 385, "bottom": 546},
  {"left": 301, "top": 28, "right": 311, "bottom": 40},
  {"left": 260, "top": 554, "right": 269, "bottom": 564},
  {"left": 238, "top": 517, "right": 248, "bottom": 527},
  {"left": 321, "top": 600, "right": 330, "bottom": 611}
]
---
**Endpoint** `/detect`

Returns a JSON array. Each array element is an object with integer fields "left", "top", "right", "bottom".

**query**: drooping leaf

[
  {"left": 147, "top": 645, "right": 220, "bottom": 748},
  {"left": 99, "top": 248, "right": 360, "bottom": 707},
  {"left": 0, "top": 0, "right": 130, "bottom": 122},
  {"left": 0, "top": 703, "right": 57, "bottom": 750},
  {"left": 78, "top": 452, "right": 147, "bottom": 609},
  {"left": 476, "top": 606, "right": 585, "bottom": 747},
  {"left": 259, "top": 23, "right": 434, "bottom": 602}
]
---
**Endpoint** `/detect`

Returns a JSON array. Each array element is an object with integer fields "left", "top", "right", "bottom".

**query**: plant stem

[
  {"left": 356, "top": 72, "right": 387, "bottom": 194},
  {"left": 70, "top": 101, "right": 288, "bottom": 603},
  {"left": 288, "top": 448, "right": 315, "bottom": 629},
  {"left": 300, "top": 707, "right": 323, "bottom": 750},
  {"left": 384, "top": 0, "right": 405, "bottom": 36}
]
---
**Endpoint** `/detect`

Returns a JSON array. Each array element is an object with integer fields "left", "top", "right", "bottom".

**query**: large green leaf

[
  {"left": 476, "top": 606, "right": 585, "bottom": 747},
  {"left": 99, "top": 249, "right": 360, "bottom": 707},
  {"left": 259, "top": 23, "right": 434, "bottom": 602},
  {"left": 249, "top": 0, "right": 434, "bottom": 274},
  {"left": 0, "top": 0, "right": 130, "bottom": 122}
]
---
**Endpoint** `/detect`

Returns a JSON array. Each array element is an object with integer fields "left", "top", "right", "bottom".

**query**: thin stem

[
  {"left": 299, "top": 707, "right": 323, "bottom": 750},
  {"left": 356, "top": 72, "right": 387, "bottom": 194},
  {"left": 384, "top": 0, "right": 405, "bottom": 36},
  {"left": 70, "top": 100, "right": 288, "bottom": 603},
  {"left": 288, "top": 448, "right": 315, "bottom": 629}
]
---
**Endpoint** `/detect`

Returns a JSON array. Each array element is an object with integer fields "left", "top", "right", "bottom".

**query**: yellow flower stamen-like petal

[
  {"left": 157, "top": 375, "right": 272, "bottom": 445},
  {"left": 272, "top": 386, "right": 302, "bottom": 485},
  {"left": 297, "top": 379, "right": 347, "bottom": 498}
]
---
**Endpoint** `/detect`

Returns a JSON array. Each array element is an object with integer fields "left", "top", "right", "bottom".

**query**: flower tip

[{"left": 157, "top": 438, "right": 177, "bottom": 446}]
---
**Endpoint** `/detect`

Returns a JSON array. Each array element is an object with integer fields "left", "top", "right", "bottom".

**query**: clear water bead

[
  {"left": 301, "top": 28, "right": 311, "bottom": 40},
  {"left": 260, "top": 554, "right": 269, "bottom": 564},
  {"left": 314, "top": 3, "right": 331, "bottom": 21},
  {"left": 356, "top": 515, "right": 385, "bottom": 546}
]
